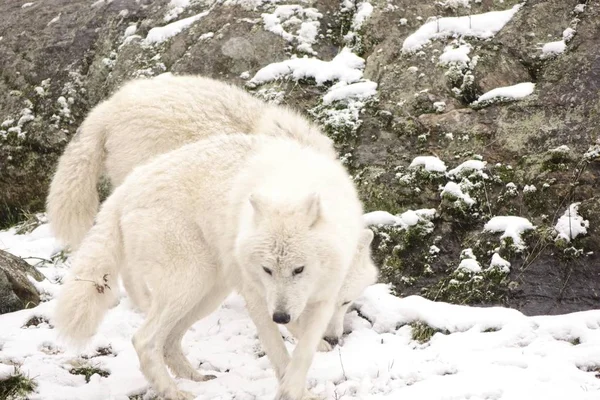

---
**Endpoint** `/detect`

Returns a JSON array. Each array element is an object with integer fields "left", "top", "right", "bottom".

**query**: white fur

[
  {"left": 46, "top": 74, "right": 334, "bottom": 250},
  {"left": 54, "top": 134, "right": 365, "bottom": 400},
  {"left": 47, "top": 74, "right": 376, "bottom": 352}
]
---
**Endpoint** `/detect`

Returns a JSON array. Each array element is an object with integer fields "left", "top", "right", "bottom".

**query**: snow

[
  {"left": 437, "top": 0, "right": 472, "bottom": 9},
  {"left": 322, "top": 81, "right": 377, "bottom": 105},
  {"left": 261, "top": 5, "right": 322, "bottom": 55},
  {"left": 441, "top": 181, "right": 476, "bottom": 206},
  {"left": 124, "top": 24, "right": 137, "bottom": 37},
  {"left": 363, "top": 209, "right": 436, "bottom": 228},
  {"left": 474, "top": 82, "right": 535, "bottom": 104},
  {"left": 48, "top": 13, "right": 61, "bottom": 26},
  {"left": 554, "top": 203, "right": 589, "bottom": 243},
  {"left": 542, "top": 40, "right": 567, "bottom": 56},
  {"left": 198, "top": 32, "right": 214, "bottom": 40},
  {"left": 164, "top": 0, "right": 191, "bottom": 22},
  {"left": 490, "top": 253, "right": 511, "bottom": 273},
  {"left": 457, "top": 258, "right": 481, "bottom": 273},
  {"left": 249, "top": 47, "right": 365, "bottom": 86},
  {"left": 523, "top": 184, "right": 537, "bottom": 194},
  {"left": 550, "top": 144, "right": 570, "bottom": 154},
  {"left": 448, "top": 159, "right": 487, "bottom": 176},
  {"left": 409, "top": 156, "right": 447, "bottom": 173},
  {"left": 457, "top": 250, "right": 481, "bottom": 273},
  {"left": 541, "top": 27, "right": 576, "bottom": 58},
  {"left": 483, "top": 216, "right": 534, "bottom": 248},
  {"left": 351, "top": 2, "right": 374, "bottom": 31},
  {"left": 1, "top": 226, "right": 600, "bottom": 399},
  {"left": 22, "top": 2, "right": 34, "bottom": 8},
  {"left": 145, "top": 11, "right": 209, "bottom": 44},
  {"left": 402, "top": 4, "right": 523, "bottom": 52},
  {"left": 433, "top": 101, "right": 446, "bottom": 113},
  {"left": 563, "top": 27, "right": 576, "bottom": 42},
  {"left": 438, "top": 43, "right": 471, "bottom": 65}
]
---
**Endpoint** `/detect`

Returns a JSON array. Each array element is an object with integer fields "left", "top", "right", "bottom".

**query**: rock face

[
  {"left": 0, "top": 250, "right": 45, "bottom": 314},
  {"left": 0, "top": 0, "right": 599, "bottom": 314}
]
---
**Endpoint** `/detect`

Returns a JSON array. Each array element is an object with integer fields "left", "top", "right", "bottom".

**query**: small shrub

[
  {"left": 0, "top": 367, "right": 37, "bottom": 400},
  {"left": 69, "top": 365, "right": 110, "bottom": 383}
]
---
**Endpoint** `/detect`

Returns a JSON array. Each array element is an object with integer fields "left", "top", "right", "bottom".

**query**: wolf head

[
  {"left": 321, "top": 228, "right": 378, "bottom": 347},
  {"left": 235, "top": 191, "right": 345, "bottom": 324}
]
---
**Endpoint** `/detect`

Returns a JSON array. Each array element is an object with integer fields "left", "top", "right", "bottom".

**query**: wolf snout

[
  {"left": 323, "top": 336, "right": 339, "bottom": 347},
  {"left": 272, "top": 311, "right": 291, "bottom": 324}
]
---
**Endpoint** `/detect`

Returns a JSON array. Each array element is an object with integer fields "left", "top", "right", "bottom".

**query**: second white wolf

[
  {"left": 54, "top": 134, "right": 367, "bottom": 400},
  {"left": 46, "top": 74, "right": 378, "bottom": 350}
]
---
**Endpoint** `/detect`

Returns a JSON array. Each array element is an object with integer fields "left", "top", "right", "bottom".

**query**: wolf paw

[
  {"left": 301, "top": 392, "right": 321, "bottom": 400},
  {"left": 316, "top": 339, "right": 332, "bottom": 352},
  {"left": 194, "top": 373, "right": 217, "bottom": 382},
  {"left": 162, "top": 387, "right": 195, "bottom": 400},
  {"left": 274, "top": 389, "right": 320, "bottom": 400}
]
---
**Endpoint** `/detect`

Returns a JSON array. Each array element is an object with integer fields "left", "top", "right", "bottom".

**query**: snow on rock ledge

[
  {"left": 473, "top": 82, "right": 535, "bottom": 105},
  {"left": 363, "top": 209, "right": 436, "bottom": 229},
  {"left": 409, "top": 155, "right": 447, "bottom": 173},
  {"left": 322, "top": 81, "right": 377, "bottom": 104},
  {"left": 248, "top": 47, "right": 365, "bottom": 86},
  {"left": 146, "top": 11, "right": 209, "bottom": 44},
  {"left": 483, "top": 216, "right": 534, "bottom": 249},
  {"left": 554, "top": 203, "right": 589, "bottom": 243},
  {"left": 402, "top": 4, "right": 523, "bottom": 52}
]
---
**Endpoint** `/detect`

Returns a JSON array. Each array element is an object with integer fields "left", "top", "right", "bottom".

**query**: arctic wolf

[
  {"left": 126, "top": 228, "right": 377, "bottom": 352},
  {"left": 47, "top": 74, "right": 335, "bottom": 251},
  {"left": 54, "top": 134, "right": 365, "bottom": 400},
  {"left": 47, "top": 74, "right": 376, "bottom": 351}
]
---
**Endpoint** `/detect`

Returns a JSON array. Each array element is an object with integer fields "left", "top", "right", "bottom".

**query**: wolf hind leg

[
  {"left": 164, "top": 283, "right": 231, "bottom": 381},
  {"left": 131, "top": 266, "right": 216, "bottom": 400}
]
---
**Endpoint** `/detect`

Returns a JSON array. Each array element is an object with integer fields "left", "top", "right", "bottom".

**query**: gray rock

[{"left": 0, "top": 250, "right": 45, "bottom": 314}]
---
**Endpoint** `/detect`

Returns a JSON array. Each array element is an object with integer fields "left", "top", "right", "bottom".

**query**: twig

[
  {"left": 337, "top": 347, "right": 347, "bottom": 381},
  {"left": 74, "top": 274, "right": 111, "bottom": 294}
]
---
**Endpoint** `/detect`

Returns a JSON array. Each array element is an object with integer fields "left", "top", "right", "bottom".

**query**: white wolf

[
  {"left": 47, "top": 74, "right": 335, "bottom": 251},
  {"left": 54, "top": 134, "right": 365, "bottom": 400},
  {"left": 46, "top": 74, "right": 377, "bottom": 350}
]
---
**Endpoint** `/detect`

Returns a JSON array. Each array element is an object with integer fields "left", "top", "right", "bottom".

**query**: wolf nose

[
  {"left": 272, "top": 312, "right": 291, "bottom": 324},
  {"left": 323, "top": 336, "right": 339, "bottom": 347}
]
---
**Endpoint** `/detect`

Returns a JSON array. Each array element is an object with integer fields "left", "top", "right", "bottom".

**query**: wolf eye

[
  {"left": 263, "top": 267, "right": 272, "bottom": 276},
  {"left": 293, "top": 266, "right": 304, "bottom": 275},
  {"left": 341, "top": 301, "right": 351, "bottom": 306}
]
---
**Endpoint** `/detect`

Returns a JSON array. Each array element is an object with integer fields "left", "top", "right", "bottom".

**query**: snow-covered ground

[{"left": 1, "top": 224, "right": 600, "bottom": 400}]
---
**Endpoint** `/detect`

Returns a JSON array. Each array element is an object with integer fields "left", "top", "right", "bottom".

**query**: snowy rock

[{"left": 0, "top": 249, "right": 45, "bottom": 314}]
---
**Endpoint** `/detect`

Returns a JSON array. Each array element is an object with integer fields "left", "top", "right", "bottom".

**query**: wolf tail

[
  {"left": 46, "top": 101, "right": 111, "bottom": 250},
  {"left": 53, "top": 196, "right": 124, "bottom": 345}
]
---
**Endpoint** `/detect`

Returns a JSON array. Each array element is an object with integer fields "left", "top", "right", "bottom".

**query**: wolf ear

[
  {"left": 358, "top": 229, "right": 374, "bottom": 250},
  {"left": 302, "top": 192, "right": 321, "bottom": 227},
  {"left": 249, "top": 193, "right": 268, "bottom": 223}
]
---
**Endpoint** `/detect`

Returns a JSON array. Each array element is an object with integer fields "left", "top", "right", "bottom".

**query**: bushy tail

[
  {"left": 53, "top": 198, "right": 123, "bottom": 345},
  {"left": 46, "top": 101, "right": 110, "bottom": 250}
]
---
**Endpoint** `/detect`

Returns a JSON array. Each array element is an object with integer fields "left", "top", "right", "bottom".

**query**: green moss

[
  {"left": 483, "top": 327, "right": 501, "bottom": 333},
  {"left": 358, "top": 181, "right": 404, "bottom": 216},
  {"left": 541, "top": 150, "right": 574, "bottom": 172},
  {"left": 423, "top": 266, "right": 509, "bottom": 305},
  {"left": 410, "top": 321, "right": 448, "bottom": 343},
  {"left": 377, "top": 220, "right": 435, "bottom": 287},
  {"left": 0, "top": 367, "right": 37, "bottom": 400},
  {"left": 70, "top": 365, "right": 110, "bottom": 383}
]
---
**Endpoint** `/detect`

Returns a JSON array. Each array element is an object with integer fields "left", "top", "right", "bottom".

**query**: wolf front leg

[
  {"left": 276, "top": 300, "right": 335, "bottom": 400},
  {"left": 243, "top": 287, "right": 291, "bottom": 381},
  {"left": 285, "top": 310, "right": 333, "bottom": 353}
]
